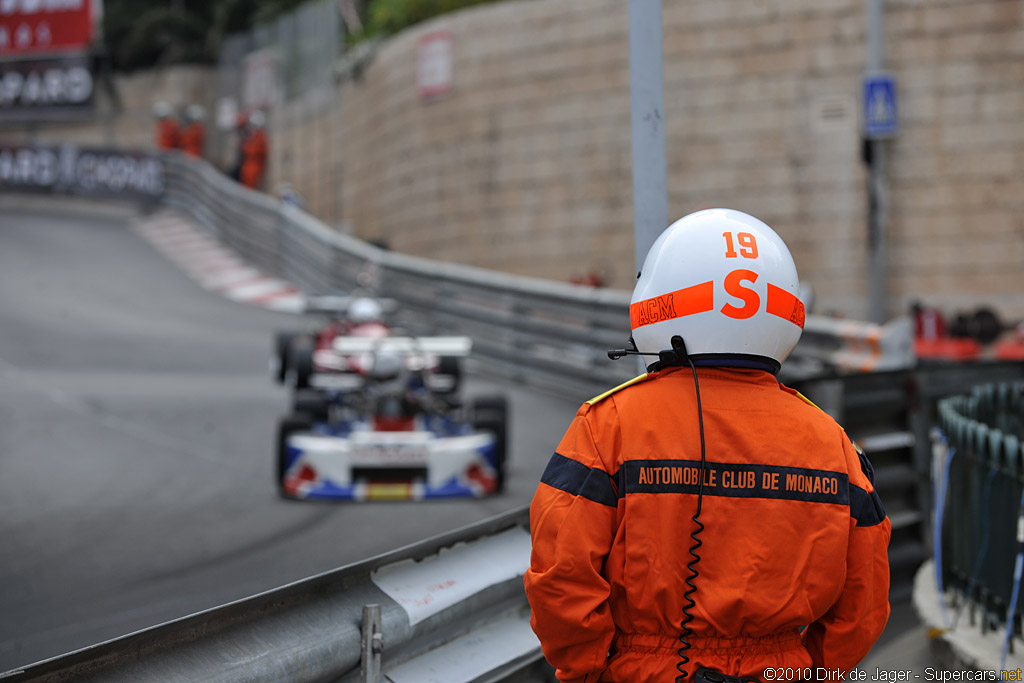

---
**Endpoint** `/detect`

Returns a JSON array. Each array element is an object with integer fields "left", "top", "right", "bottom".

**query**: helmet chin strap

[{"left": 608, "top": 337, "right": 779, "bottom": 374}]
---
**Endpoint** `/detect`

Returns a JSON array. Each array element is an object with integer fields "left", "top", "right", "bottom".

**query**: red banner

[{"left": 0, "top": 0, "right": 93, "bottom": 57}]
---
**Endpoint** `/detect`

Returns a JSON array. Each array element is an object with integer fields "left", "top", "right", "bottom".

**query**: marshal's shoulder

[{"left": 586, "top": 373, "right": 654, "bottom": 406}]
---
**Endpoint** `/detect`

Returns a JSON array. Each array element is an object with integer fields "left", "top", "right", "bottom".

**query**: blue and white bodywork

[{"left": 276, "top": 336, "right": 508, "bottom": 501}]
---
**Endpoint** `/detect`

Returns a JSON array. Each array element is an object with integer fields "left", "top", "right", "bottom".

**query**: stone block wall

[{"left": 330, "top": 0, "right": 1024, "bottom": 322}]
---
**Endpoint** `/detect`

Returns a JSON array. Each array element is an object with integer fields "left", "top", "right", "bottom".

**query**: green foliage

[
  {"left": 250, "top": 0, "right": 311, "bottom": 26},
  {"left": 103, "top": 0, "right": 309, "bottom": 71},
  {"left": 110, "top": 6, "right": 209, "bottom": 68},
  {"left": 362, "top": 0, "right": 501, "bottom": 38},
  {"left": 102, "top": 0, "right": 505, "bottom": 70}
]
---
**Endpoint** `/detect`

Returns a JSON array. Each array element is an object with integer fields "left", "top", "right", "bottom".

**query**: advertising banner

[
  {"left": 0, "top": 0, "right": 94, "bottom": 57},
  {"left": 0, "top": 145, "right": 165, "bottom": 200},
  {"left": 0, "top": 52, "right": 93, "bottom": 118}
]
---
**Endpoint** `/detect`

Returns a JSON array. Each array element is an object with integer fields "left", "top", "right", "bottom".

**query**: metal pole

[
  {"left": 360, "top": 603, "right": 383, "bottom": 683},
  {"left": 629, "top": 0, "right": 668, "bottom": 279},
  {"left": 629, "top": 0, "right": 668, "bottom": 371},
  {"left": 866, "top": 0, "right": 889, "bottom": 324}
]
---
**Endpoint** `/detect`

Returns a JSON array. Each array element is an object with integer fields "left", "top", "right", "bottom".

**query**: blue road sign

[{"left": 863, "top": 72, "right": 898, "bottom": 138}]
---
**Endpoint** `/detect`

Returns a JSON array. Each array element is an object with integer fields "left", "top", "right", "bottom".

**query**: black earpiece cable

[
  {"left": 673, "top": 336, "right": 707, "bottom": 682},
  {"left": 607, "top": 335, "right": 708, "bottom": 681}
]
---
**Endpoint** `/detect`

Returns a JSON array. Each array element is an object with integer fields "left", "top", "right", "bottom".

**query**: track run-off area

[{"left": 0, "top": 198, "right": 577, "bottom": 671}]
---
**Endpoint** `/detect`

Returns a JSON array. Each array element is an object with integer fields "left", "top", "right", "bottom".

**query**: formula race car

[
  {"left": 272, "top": 294, "right": 432, "bottom": 391},
  {"left": 276, "top": 335, "right": 508, "bottom": 501}
]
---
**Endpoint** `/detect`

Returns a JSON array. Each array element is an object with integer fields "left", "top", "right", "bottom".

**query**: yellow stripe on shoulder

[
  {"left": 791, "top": 390, "right": 821, "bottom": 411},
  {"left": 587, "top": 373, "right": 651, "bottom": 405}
]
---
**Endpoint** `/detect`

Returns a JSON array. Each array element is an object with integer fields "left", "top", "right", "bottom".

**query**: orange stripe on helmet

[
  {"left": 766, "top": 284, "right": 805, "bottom": 328},
  {"left": 630, "top": 281, "right": 714, "bottom": 329}
]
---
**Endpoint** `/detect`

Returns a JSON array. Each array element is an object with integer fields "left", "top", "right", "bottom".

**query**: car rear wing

[
  {"left": 302, "top": 294, "right": 398, "bottom": 316},
  {"left": 332, "top": 335, "right": 473, "bottom": 357}
]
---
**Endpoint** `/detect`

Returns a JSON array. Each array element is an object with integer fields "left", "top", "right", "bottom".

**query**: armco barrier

[
  {"left": 0, "top": 509, "right": 548, "bottom": 683},
  {"left": 158, "top": 155, "right": 915, "bottom": 398},
  {"left": 0, "top": 148, "right": 918, "bottom": 393}
]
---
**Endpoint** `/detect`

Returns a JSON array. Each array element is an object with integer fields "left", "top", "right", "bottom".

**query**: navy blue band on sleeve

[
  {"left": 850, "top": 483, "right": 887, "bottom": 527},
  {"left": 540, "top": 452, "right": 618, "bottom": 508}
]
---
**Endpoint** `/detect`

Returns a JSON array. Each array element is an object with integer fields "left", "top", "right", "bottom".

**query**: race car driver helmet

[
  {"left": 347, "top": 297, "right": 384, "bottom": 325},
  {"left": 368, "top": 349, "right": 404, "bottom": 380},
  {"left": 630, "top": 208, "right": 805, "bottom": 374}
]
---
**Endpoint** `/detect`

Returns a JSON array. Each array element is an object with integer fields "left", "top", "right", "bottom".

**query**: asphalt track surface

[
  {"left": 0, "top": 198, "right": 930, "bottom": 675},
  {"left": 0, "top": 199, "right": 579, "bottom": 672}
]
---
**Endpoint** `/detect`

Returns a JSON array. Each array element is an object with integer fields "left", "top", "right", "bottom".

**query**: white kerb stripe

[{"left": 225, "top": 279, "right": 295, "bottom": 301}]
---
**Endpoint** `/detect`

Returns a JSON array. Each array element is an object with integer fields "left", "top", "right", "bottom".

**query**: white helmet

[
  {"left": 152, "top": 101, "right": 173, "bottom": 118},
  {"left": 630, "top": 208, "right": 804, "bottom": 373},
  {"left": 348, "top": 297, "right": 384, "bottom": 324},
  {"left": 185, "top": 104, "right": 206, "bottom": 121}
]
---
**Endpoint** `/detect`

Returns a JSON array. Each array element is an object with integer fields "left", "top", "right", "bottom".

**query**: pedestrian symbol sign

[{"left": 863, "top": 73, "right": 898, "bottom": 138}]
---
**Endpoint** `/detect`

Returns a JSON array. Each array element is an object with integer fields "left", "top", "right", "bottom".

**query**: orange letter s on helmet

[{"left": 721, "top": 268, "right": 760, "bottom": 320}]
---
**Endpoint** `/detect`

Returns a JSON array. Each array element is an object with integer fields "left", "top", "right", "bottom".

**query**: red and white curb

[{"left": 134, "top": 212, "right": 305, "bottom": 313}]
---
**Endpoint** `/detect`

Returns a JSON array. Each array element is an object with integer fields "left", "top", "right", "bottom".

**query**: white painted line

[
  {"left": 262, "top": 296, "right": 306, "bottom": 313},
  {"left": 225, "top": 279, "right": 294, "bottom": 301}
]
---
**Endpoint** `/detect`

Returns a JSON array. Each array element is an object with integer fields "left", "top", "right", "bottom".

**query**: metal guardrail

[
  {"left": 933, "top": 382, "right": 1024, "bottom": 643},
  {"left": 158, "top": 155, "right": 916, "bottom": 400},
  {"left": 0, "top": 509, "right": 547, "bottom": 683}
]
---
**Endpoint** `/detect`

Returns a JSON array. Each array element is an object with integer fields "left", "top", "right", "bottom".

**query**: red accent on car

[
  {"left": 465, "top": 463, "right": 497, "bottom": 494},
  {"left": 373, "top": 416, "right": 416, "bottom": 432}
]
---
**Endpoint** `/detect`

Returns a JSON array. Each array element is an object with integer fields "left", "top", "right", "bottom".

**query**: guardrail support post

[{"left": 360, "top": 603, "right": 383, "bottom": 683}]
